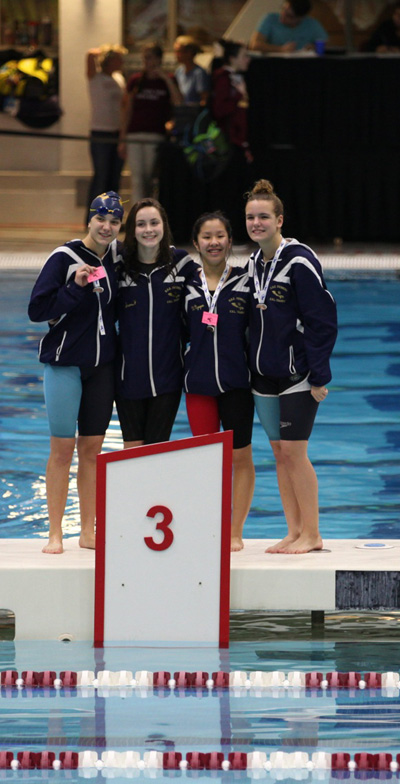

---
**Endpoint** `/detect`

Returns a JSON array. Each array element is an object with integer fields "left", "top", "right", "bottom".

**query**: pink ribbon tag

[
  {"left": 202, "top": 312, "right": 218, "bottom": 327},
  {"left": 87, "top": 267, "right": 106, "bottom": 283}
]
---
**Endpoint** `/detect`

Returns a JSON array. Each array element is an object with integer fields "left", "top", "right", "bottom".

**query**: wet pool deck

[{"left": 1, "top": 538, "right": 399, "bottom": 640}]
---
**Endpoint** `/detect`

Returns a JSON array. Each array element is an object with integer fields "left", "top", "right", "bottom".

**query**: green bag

[{"left": 182, "top": 108, "right": 232, "bottom": 182}]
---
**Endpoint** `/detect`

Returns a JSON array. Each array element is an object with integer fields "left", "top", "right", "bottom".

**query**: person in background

[
  {"left": 115, "top": 198, "right": 198, "bottom": 447},
  {"left": 364, "top": 1, "right": 400, "bottom": 52},
  {"left": 86, "top": 46, "right": 127, "bottom": 223},
  {"left": 249, "top": 0, "right": 328, "bottom": 53},
  {"left": 173, "top": 35, "right": 210, "bottom": 105},
  {"left": 184, "top": 211, "right": 255, "bottom": 551},
  {"left": 28, "top": 192, "right": 124, "bottom": 554},
  {"left": 210, "top": 39, "right": 254, "bottom": 244},
  {"left": 118, "top": 43, "right": 182, "bottom": 203},
  {"left": 245, "top": 179, "right": 337, "bottom": 554}
]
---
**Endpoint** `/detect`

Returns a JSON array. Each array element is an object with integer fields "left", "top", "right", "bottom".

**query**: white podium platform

[{"left": 0, "top": 538, "right": 399, "bottom": 640}]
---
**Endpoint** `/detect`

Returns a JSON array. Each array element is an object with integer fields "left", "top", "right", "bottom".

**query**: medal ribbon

[
  {"left": 253, "top": 238, "right": 287, "bottom": 306},
  {"left": 93, "top": 279, "right": 106, "bottom": 335},
  {"left": 199, "top": 264, "right": 230, "bottom": 314}
]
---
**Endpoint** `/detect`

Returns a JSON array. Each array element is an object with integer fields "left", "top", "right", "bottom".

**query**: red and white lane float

[
  {"left": 1, "top": 669, "right": 399, "bottom": 693},
  {"left": 1, "top": 749, "right": 399, "bottom": 772}
]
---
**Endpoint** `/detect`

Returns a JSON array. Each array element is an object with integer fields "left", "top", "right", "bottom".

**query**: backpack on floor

[{"left": 181, "top": 107, "right": 232, "bottom": 182}]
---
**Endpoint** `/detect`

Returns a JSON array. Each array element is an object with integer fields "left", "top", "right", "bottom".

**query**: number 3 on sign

[{"left": 144, "top": 505, "right": 174, "bottom": 551}]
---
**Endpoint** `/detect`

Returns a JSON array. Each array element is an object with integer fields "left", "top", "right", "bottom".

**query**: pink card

[
  {"left": 87, "top": 267, "right": 106, "bottom": 283},
  {"left": 202, "top": 312, "right": 218, "bottom": 327}
]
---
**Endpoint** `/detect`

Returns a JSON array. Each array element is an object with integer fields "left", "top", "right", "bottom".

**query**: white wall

[{"left": 224, "top": 0, "right": 281, "bottom": 42}]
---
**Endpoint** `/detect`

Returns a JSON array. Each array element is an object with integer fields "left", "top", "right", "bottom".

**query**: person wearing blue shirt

[
  {"left": 249, "top": 0, "right": 328, "bottom": 54},
  {"left": 173, "top": 36, "right": 209, "bottom": 105}
]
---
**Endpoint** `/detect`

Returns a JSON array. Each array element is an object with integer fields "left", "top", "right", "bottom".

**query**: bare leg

[
  {"left": 276, "top": 440, "right": 322, "bottom": 554},
  {"left": 76, "top": 435, "right": 105, "bottom": 549},
  {"left": 231, "top": 444, "right": 255, "bottom": 551},
  {"left": 266, "top": 440, "right": 302, "bottom": 553},
  {"left": 123, "top": 440, "right": 144, "bottom": 449},
  {"left": 43, "top": 436, "right": 76, "bottom": 554}
]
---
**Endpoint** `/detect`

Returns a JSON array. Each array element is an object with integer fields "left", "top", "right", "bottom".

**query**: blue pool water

[{"left": 1, "top": 272, "right": 399, "bottom": 542}]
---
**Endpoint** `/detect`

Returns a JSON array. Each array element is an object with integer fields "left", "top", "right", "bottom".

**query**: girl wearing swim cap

[{"left": 28, "top": 191, "right": 124, "bottom": 554}]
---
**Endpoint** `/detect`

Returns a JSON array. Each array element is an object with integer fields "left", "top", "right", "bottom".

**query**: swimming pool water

[
  {"left": 1, "top": 640, "right": 399, "bottom": 781},
  {"left": 1, "top": 273, "right": 399, "bottom": 541}
]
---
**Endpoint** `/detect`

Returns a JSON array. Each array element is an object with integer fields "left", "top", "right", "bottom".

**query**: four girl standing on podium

[{"left": 30, "top": 181, "right": 337, "bottom": 555}]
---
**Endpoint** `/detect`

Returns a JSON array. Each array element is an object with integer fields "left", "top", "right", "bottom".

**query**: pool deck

[
  {"left": 0, "top": 226, "right": 400, "bottom": 272},
  {"left": 1, "top": 538, "right": 399, "bottom": 640}
]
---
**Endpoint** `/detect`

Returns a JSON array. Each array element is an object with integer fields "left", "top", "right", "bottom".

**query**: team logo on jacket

[
  {"left": 269, "top": 284, "right": 288, "bottom": 303},
  {"left": 165, "top": 284, "right": 181, "bottom": 303},
  {"left": 228, "top": 295, "right": 246, "bottom": 315}
]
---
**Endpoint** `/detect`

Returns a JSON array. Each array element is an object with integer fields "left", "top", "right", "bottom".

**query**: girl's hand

[
  {"left": 75, "top": 266, "right": 96, "bottom": 287},
  {"left": 311, "top": 385, "right": 328, "bottom": 402}
]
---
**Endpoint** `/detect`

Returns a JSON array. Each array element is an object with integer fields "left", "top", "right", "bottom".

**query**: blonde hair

[
  {"left": 245, "top": 179, "right": 284, "bottom": 218},
  {"left": 174, "top": 35, "right": 202, "bottom": 55},
  {"left": 99, "top": 44, "right": 127, "bottom": 70}
]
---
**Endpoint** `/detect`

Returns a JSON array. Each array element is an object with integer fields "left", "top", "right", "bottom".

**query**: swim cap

[{"left": 89, "top": 191, "right": 124, "bottom": 220}]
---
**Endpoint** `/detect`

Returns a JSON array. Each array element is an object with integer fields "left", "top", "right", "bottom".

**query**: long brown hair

[{"left": 122, "top": 198, "right": 174, "bottom": 280}]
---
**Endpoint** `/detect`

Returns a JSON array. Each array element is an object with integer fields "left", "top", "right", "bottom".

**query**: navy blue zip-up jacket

[
  {"left": 116, "top": 248, "right": 198, "bottom": 399},
  {"left": 184, "top": 265, "right": 251, "bottom": 396},
  {"left": 248, "top": 240, "right": 337, "bottom": 387},
  {"left": 28, "top": 239, "right": 121, "bottom": 367}
]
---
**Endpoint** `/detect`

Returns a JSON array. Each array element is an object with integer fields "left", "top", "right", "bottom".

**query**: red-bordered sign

[{"left": 94, "top": 432, "right": 232, "bottom": 647}]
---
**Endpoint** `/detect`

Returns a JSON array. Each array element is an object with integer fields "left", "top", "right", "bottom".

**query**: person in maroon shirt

[{"left": 119, "top": 43, "right": 182, "bottom": 202}]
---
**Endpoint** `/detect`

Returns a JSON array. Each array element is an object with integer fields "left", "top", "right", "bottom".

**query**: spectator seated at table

[
  {"left": 249, "top": 0, "right": 328, "bottom": 54},
  {"left": 364, "top": 1, "right": 400, "bottom": 52}
]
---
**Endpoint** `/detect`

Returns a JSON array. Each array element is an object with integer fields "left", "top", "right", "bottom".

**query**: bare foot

[
  {"left": 42, "top": 537, "right": 63, "bottom": 554},
  {"left": 231, "top": 536, "right": 244, "bottom": 552},
  {"left": 79, "top": 532, "right": 96, "bottom": 550},
  {"left": 278, "top": 534, "right": 323, "bottom": 554},
  {"left": 266, "top": 535, "right": 300, "bottom": 553}
]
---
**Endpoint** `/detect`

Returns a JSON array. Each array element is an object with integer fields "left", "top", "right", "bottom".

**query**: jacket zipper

[{"left": 55, "top": 331, "right": 67, "bottom": 362}]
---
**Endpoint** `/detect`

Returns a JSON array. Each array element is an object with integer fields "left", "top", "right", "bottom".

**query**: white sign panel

[{"left": 94, "top": 433, "right": 232, "bottom": 646}]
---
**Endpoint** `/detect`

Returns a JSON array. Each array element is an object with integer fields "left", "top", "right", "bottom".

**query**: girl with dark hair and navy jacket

[
  {"left": 115, "top": 197, "right": 198, "bottom": 446},
  {"left": 245, "top": 179, "right": 337, "bottom": 554},
  {"left": 28, "top": 191, "right": 124, "bottom": 554},
  {"left": 184, "top": 212, "right": 255, "bottom": 551}
]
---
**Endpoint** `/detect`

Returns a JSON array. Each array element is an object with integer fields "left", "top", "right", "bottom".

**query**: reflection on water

[{"left": 230, "top": 611, "right": 400, "bottom": 642}]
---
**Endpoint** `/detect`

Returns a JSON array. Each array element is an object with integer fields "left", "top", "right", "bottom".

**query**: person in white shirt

[{"left": 86, "top": 45, "right": 127, "bottom": 223}]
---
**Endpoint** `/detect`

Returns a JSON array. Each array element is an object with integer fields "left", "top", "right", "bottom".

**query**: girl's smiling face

[
  {"left": 194, "top": 219, "right": 232, "bottom": 269},
  {"left": 245, "top": 199, "right": 283, "bottom": 246},
  {"left": 135, "top": 206, "right": 164, "bottom": 252},
  {"left": 87, "top": 213, "right": 121, "bottom": 254}
]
